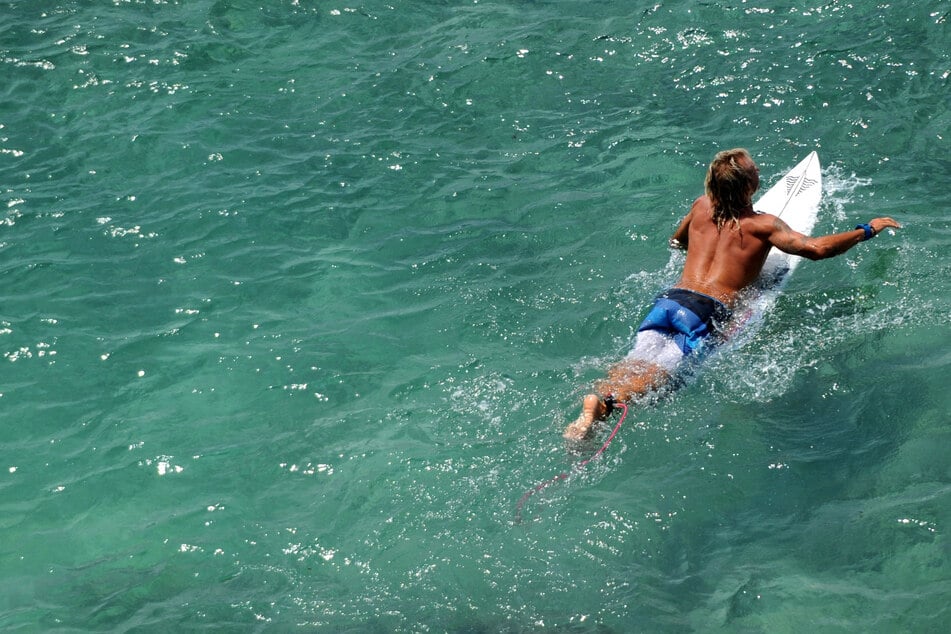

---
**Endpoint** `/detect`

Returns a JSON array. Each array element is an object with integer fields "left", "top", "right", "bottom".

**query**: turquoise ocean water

[{"left": 2, "top": 1, "right": 949, "bottom": 631}]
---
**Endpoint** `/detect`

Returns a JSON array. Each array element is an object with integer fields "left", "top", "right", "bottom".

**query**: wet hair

[{"left": 705, "top": 148, "right": 759, "bottom": 230}]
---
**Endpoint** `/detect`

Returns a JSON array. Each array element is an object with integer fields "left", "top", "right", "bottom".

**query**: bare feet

[
  {"left": 563, "top": 360, "right": 666, "bottom": 441},
  {"left": 563, "top": 394, "right": 607, "bottom": 441}
]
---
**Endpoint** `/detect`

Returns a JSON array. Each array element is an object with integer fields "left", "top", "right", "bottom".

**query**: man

[{"left": 564, "top": 148, "right": 901, "bottom": 440}]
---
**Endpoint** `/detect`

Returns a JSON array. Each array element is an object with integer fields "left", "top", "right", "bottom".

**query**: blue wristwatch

[{"left": 855, "top": 223, "right": 874, "bottom": 241}]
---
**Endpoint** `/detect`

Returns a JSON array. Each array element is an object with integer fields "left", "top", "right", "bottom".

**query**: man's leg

[{"left": 563, "top": 360, "right": 668, "bottom": 440}]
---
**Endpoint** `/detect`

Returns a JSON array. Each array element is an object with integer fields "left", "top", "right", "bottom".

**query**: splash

[{"left": 821, "top": 163, "right": 873, "bottom": 222}]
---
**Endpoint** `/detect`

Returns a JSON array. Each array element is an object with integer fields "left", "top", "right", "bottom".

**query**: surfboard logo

[{"left": 784, "top": 175, "right": 819, "bottom": 196}]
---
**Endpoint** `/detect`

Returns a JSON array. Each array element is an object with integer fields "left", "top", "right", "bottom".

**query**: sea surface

[{"left": 1, "top": 1, "right": 949, "bottom": 631}]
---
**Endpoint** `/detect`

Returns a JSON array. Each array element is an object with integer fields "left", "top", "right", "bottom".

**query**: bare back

[{"left": 671, "top": 195, "right": 777, "bottom": 305}]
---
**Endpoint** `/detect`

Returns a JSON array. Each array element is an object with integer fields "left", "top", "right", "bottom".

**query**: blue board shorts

[{"left": 626, "top": 288, "right": 733, "bottom": 372}]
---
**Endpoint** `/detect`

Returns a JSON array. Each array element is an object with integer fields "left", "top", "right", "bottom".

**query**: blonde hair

[{"left": 705, "top": 148, "right": 759, "bottom": 230}]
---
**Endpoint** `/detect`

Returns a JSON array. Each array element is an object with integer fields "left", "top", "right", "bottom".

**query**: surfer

[{"left": 564, "top": 148, "right": 901, "bottom": 440}]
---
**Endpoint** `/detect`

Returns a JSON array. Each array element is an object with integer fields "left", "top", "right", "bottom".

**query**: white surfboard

[
  {"left": 727, "top": 151, "right": 822, "bottom": 339},
  {"left": 754, "top": 151, "right": 822, "bottom": 284}
]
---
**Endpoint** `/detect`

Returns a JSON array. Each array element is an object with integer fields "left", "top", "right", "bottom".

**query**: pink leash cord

[{"left": 514, "top": 401, "right": 629, "bottom": 523}]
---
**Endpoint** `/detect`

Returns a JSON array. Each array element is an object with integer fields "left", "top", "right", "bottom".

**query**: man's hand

[{"left": 869, "top": 217, "right": 902, "bottom": 236}]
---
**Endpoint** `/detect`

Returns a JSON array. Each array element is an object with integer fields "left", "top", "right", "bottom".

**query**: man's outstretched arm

[{"left": 769, "top": 216, "right": 901, "bottom": 260}]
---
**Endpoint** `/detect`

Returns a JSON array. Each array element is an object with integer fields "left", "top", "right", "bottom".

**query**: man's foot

[{"left": 563, "top": 393, "right": 607, "bottom": 441}]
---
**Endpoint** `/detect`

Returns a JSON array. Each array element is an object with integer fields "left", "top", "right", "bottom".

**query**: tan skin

[{"left": 564, "top": 159, "right": 901, "bottom": 440}]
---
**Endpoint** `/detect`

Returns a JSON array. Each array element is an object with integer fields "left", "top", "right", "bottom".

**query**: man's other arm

[{"left": 669, "top": 197, "right": 703, "bottom": 249}]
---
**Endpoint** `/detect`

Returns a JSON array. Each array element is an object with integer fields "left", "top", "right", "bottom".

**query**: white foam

[{"left": 821, "top": 163, "right": 873, "bottom": 222}]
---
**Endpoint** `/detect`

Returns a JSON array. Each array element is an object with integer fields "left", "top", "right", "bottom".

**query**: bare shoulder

[
  {"left": 690, "top": 195, "right": 711, "bottom": 212},
  {"left": 685, "top": 195, "right": 713, "bottom": 225},
  {"left": 744, "top": 211, "right": 785, "bottom": 235}
]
